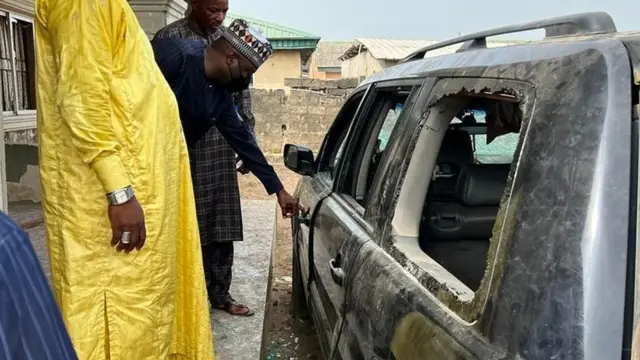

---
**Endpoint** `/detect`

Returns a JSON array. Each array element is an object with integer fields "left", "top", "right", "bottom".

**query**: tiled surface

[
  {"left": 22, "top": 199, "right": 276, "bottom": 360},
  {"left": 8, "top": 201, "right": 43, "bottom": 226}
]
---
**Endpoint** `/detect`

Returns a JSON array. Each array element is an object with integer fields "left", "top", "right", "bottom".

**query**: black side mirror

[{"left": 283, "top": 144, "right": 315, "bottom": 176}]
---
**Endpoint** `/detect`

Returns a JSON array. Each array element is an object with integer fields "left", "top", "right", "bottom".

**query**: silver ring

[{"left": 120, "top": 231, "right": 132, "bottom": 244}]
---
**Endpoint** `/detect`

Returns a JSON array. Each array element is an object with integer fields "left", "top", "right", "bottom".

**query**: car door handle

[
  {"left": 297, "top": 209, "right": 310, "bottom": 227},
  {"left": 329, "top": 257, "right": 344, "bottom": 287}
]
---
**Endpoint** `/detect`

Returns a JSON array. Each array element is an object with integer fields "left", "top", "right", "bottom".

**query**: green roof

[{"left": 224, "top": 12, "right": 320, "bottom": 50}]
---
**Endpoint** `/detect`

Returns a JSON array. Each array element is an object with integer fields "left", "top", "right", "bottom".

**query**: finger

[
  {"left": 111, "top": 226, "right": 121, "bottom": 248},
  {"left": 137, "top": 222, "right": 147, "bottom": 250},
  {"left": 125, "top": 227, "right": 140, "bottom": 253},
  {"left": 116, "top": 229, "right": 128, "bottom": 252},
  {"left": 284, "top": 204, "right": 295, "bottom": 218}
]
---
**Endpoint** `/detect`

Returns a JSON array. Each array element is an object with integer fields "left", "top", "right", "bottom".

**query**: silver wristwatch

[{"left": 106, "top": 186, "right": 134, "bottom": 206}]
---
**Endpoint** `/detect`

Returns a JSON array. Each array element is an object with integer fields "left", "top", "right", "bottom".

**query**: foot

[{"left": 214, "top": 298, "right": 255, "bottom": 316}]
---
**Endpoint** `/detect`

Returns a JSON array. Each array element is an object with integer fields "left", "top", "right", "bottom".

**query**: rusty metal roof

[
  {"left": 312, "top": 41, "right": 353, "bottom": 69},
  {"left": 339, "top": 38, "right": 523, "bottom": 61},
  {"left": 339, "top": 39, "right": 436, "bottom": 61}
]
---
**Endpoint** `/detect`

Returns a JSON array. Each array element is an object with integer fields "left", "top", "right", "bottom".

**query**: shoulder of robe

[
  {"left": 37, "top": 0, "right": 126, "bottom": 32},
  {"left": 35, "top": 0, "right": 50, "bottom": 27}
]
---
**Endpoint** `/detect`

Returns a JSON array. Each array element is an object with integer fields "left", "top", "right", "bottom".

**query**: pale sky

[{"left": 228, "top": 0, "right": 637, "bottom": 41}]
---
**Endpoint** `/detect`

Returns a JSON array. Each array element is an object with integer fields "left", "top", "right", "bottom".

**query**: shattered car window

[
  {"left": 378, "top": 102, "right": 405, "bottom": 151},
  {"left": 454, "top": 110, "right": 518, "bottom": 164},
  {"left": 474, "top": 133, "right": 519, "bottom": 163}
]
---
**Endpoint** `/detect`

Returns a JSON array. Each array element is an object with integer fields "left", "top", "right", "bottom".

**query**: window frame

[
  {"left": 335, "top": 79, "right": 424, "bottom": 207},
  {"left": 385, "top": 76, "right": 536, "bottom": 323},
  {"left": 314, "top": 85, "right": 371, "bottom": 188},
  {"left": 0, "top": 9, "right": 36, "bottom": 119}
]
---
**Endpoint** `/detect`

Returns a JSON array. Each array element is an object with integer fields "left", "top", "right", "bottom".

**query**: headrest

[
  {"left": 437, "top": 129, "right": 474, "bottom": 166},
  {"left": 455, "top": 164, "right": 511, "bottom": 206}
]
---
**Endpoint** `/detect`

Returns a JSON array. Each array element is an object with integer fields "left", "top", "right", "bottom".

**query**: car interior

[
  {"left": 355, "top": 91, "right": 410, "bottom": 204},
  {"left": 416, "top": 101, "right": 520, "bottom": 291}
]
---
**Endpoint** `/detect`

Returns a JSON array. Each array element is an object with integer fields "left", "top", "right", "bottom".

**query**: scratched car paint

[{"left": 283, "top": 13, "right": 640, "bottom": 360}]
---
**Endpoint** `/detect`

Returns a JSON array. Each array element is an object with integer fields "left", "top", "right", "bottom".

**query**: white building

[{"left": 339, "top": 38, "right": 523, "bottom": 79}]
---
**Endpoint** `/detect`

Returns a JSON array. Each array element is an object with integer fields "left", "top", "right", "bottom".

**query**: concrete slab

[
  {"left": 9, "top": 201, "right": 43, "bottom": 227},
  {"left": 212, "top": 199, "right": 276, "bottom": 360},
  {"left": 20, "top": 199, "right": 276, "bottom": 360}
]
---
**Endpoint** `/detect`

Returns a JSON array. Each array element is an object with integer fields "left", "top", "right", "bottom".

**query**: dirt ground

[{"left": 238, "top": 163, "right": 322, "bottom": 359}]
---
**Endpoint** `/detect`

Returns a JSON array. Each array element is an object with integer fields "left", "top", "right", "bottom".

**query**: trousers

[{"left": 201, "top": 242, "right": 234, "bottom": 305}]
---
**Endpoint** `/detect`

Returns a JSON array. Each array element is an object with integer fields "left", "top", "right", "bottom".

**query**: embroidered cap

[{"left": 220, "top": 19, "right": 274, "bottom": 68}]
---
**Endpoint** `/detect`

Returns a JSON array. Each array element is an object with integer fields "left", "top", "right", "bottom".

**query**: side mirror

[{"left": 283, "top": 144, "right": 315, "bottom": 176}]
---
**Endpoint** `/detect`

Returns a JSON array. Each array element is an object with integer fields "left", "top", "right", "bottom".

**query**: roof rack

[{"left": 400, "top": 12, "right": 617, "bottom": 63}]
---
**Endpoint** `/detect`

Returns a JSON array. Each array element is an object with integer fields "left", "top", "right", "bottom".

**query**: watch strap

[{"left": 106, "top": 186, "right": 134, "bottom": 206}]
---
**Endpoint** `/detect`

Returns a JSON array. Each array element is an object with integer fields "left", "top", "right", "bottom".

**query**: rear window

[{"left": 452, "top": 110, "right": 519, "bottom": 164}]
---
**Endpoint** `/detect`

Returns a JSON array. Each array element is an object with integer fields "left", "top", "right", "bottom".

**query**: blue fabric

[
  {"left": 0, "top": 212, "right": 77, "bottom": 360},
  {"left": 151, "top": 37, "right": 283, "bottom": 195}
]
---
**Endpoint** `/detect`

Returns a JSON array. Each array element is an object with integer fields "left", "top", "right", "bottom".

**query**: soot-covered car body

[{"left": 284, "top": 12, "right": 640, "bottom": 360}]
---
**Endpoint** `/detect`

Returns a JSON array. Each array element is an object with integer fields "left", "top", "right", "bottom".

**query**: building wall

[
  {"left": 323, "top": 72, "right": 342, "bottom": 80},
  {"left": 1, "top": 0, "right": 38, "bottom": 208},
  {"left": 341, "top": 51, "right": 396, "bottom": 78},
  {"left": 129, "top": 0, "right": 188, "bottom": 39},
  {"left": 253, "top": 50, "right": 302, "bottom": 89},
  {"left": 1, "top": 0, "right": 33, "bottom": 17},
  {"left": 308, "top": 55, "right": 342, "bottom": 80},
  {"left": 309, "top": 68, "right": 341, "bottom": 80},
  {"left": 252, "top": 86, "right": 348, "bottom": 155}
]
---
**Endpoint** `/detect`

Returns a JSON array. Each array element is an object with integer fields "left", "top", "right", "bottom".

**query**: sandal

[{"left": 214, "top": 299, "right": 255, "bottom": 317}]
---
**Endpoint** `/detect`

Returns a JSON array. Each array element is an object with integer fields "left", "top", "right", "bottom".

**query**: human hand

[
  {"left": 276, "top": 189, "right": 304, "bottom": 218},
  {"left": 237, "top": 164, "right": 250, "bottom": 175},
  {"left": 236, "top": 158, "right": 250, "bottom": 175},
  {"left": 108, "top": 197, "right": 146, "bottom": 253}
]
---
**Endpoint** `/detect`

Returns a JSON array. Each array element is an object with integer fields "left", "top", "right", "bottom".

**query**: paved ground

[{"left": 212, "top": 200, "right": 276, "bottom": 359}]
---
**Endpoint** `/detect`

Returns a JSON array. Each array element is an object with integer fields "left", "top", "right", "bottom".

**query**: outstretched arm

[
  {"left": 217, "top": 96, "right": 303, "bottom": 217},
  {"left": 216, "top": 96, "right": 283, "bottom": 195},
  {"left": 48, "top": 0, "right": 130, "bottom": 194}
]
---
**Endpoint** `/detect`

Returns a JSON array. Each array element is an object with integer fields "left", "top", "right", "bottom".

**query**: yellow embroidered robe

[{"left": 35, "top": 0, "right": 214, "bottom": 358}]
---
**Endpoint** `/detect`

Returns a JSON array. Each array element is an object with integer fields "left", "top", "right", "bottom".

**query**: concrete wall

[
  {"left": 341, "top": 51, "right": 397, "bottom": 78},
  {"left": 250, "top": 78, "right": 359, "bottom": 156},
  {"left": 254, "top": 50, "right": 302, "bottom": 90},
  {"left": 129, "top": 0, "right": 187, "bottom": 39}
]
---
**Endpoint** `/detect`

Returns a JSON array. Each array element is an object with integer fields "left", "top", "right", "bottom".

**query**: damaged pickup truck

[{"left": 284, "top": 12, "right": 640, "bottom": 360}]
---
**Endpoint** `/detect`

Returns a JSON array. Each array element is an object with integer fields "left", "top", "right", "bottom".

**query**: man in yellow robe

[{"left": 35, "top": 0, "right": 214, "bottom": 359}]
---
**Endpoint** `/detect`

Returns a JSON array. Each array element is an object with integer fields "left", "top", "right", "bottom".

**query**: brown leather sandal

[{"left": 215, "top": 299, "right": 255, "bottom": 317}]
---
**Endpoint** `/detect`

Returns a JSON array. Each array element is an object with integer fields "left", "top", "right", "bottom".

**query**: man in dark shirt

[
  {"left": 151, "top": 20, "right": 302, "bottom": 310},
  {"left": 153, "top": 0, "right": 256, "bottom": 317},
  {"left": 0, "top": 211, "right": 78, "bottom": 359}
]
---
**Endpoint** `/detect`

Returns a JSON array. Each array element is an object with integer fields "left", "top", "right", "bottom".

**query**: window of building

[
  {"left": 301, "top": 58, "right": 310, "bottom": 75},
  {"left": 0, "top": 12, "right": 36, "bottom": 117}
]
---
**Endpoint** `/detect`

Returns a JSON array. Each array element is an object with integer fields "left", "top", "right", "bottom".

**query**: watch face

[{"left": 114, "top": 191, "right": 129, "bottom": 204}]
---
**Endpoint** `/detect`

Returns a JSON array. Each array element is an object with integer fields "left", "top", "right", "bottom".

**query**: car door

[
  {"left": 293, "top": 87, "right": 370, "bottom": 357},
  {"left": 329, "top": 77, "right": 488, "bottom": 360},
  {"left": 311, "top": 80, "right": 425, "bottom": 360}
]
